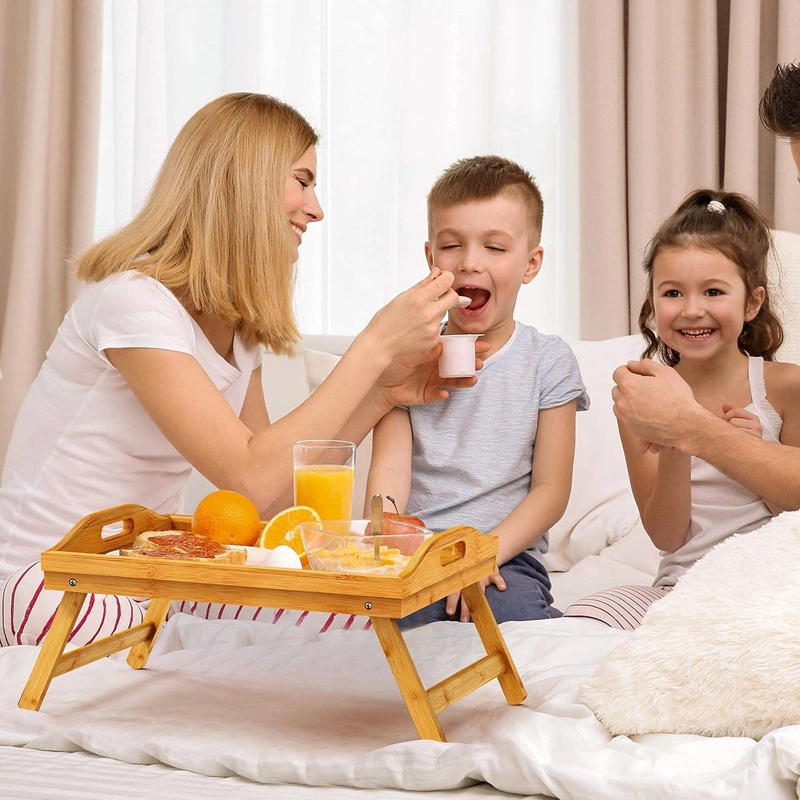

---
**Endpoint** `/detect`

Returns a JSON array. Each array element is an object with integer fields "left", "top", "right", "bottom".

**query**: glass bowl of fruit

[{"left": 298, "top": 517, "right": 433, "bottom": 576}]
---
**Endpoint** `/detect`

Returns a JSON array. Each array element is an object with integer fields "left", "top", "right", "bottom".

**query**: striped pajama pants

[
  {"left": 562, "top": 584, "right": 672, "bottom": 631},
  {"left": 0, "top": 561, "right": 371, "bottom": 647}
]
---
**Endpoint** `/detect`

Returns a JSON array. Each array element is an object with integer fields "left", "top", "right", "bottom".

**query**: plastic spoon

[{"left": 370, "top": 494, "right": 383, "bottom": 563}]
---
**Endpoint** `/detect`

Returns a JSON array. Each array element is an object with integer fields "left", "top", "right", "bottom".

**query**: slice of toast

[{"left": 119, "top": 530, "right": 246, "bottom": 564}]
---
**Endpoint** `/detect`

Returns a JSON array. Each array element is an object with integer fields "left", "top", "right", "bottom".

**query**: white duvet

[{"left": 1, "top": 612, "right": 799, "bottom": 799}]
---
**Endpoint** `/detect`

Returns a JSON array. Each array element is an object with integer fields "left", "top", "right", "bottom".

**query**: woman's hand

[
  {"left": 722, "top": 404, "right": 763, "bottom": 439},
  {"left": 362, "top": 269, "right": 458, "bottom": 360},
  {"left": 375, "top": 345, "right": 486, "bottom": 406},
  {"left": 360, "top": 269, "right": 487, "bottom": 406}
]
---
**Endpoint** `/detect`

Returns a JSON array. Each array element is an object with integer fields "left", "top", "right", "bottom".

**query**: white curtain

[{"left": 96, "top": 0, "right": 579, "bottom": 339}]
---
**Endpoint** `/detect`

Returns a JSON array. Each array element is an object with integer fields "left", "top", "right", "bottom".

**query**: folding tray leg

[
  {"left": 127, "top": 597, "right": 172, "bottom": 669},
  {"left": 461, "top": 582, "right": 527, "bottom": 705},
  {"left": 370, "top": 616, "right": 446, "bottom": 742},
  {"left": 18, "top": 591, "right": 86, "bottom": 711}
]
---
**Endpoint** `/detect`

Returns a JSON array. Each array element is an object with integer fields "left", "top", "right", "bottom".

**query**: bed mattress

[{"left": 2, "top": 611, "right": 798, "bottom": 800}]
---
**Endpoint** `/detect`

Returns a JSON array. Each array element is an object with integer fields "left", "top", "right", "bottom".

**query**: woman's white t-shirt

[{"left": 0, "top": 271, "right": 262, "bottom": 580}]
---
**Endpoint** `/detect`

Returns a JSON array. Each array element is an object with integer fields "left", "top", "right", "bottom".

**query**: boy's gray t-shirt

[{"left": 405, "top": 322, "right": 589, "bottom": 555}]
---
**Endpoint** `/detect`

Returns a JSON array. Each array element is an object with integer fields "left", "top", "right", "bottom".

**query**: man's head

[
  {"left": 759, "top": 62, "right": 800, "bottom": 178},
  {"left": 425, "top": 156, "right": 544, "bottom": 344}
]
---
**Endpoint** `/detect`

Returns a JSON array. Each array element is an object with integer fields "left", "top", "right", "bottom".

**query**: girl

[
  {"left": 0, "top": 93, "right": 474, "bottom": 646},
  {"left": 566, "top": 189, "right": 800, "bottom": 630}
]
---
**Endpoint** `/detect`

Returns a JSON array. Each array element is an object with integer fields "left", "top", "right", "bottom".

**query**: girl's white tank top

[{"left": 655, "top": 356, "right": 782, "bottom": 587}]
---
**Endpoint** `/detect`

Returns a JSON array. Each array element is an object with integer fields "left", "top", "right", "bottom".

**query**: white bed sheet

[
  {"left": 0, "top": 747, "right": 522, "bottom": 799},
  {"left": 2, "top": 612, "right": 799, "bottom": 800}
]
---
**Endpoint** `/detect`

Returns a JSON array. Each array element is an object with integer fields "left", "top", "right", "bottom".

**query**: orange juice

[{"left": 294, "top": 464, "right": 354, "bottom": 520}]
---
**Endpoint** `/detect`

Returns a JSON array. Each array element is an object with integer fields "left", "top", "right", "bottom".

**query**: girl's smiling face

[
  {"left": 652, "top": 246, "right": 764, "bottom": 362},
  {"left": 283, "top": 147, "right": 323, "bottom": 257}
]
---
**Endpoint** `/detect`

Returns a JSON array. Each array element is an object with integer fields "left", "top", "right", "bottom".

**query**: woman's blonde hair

[{"left": 75, "top": 93, "right": 318, "bottom": 355}]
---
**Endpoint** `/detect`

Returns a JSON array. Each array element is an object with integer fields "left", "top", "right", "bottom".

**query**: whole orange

[{"left": 191, "top": 490, "right": 262, "bottom": 547}]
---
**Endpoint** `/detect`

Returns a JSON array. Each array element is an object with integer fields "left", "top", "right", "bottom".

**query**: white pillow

[
  {"left": 579, "top": 510, "right": 800, "bottom": 739},
  {"left": 302, "top": 349, "right": 373, "bottom": 517},
  {"left": 769, "top": 229, "right": 800, "bottom": 366},
  {"left": 545, "top": 334, "right": 646, "bottom": 572}
]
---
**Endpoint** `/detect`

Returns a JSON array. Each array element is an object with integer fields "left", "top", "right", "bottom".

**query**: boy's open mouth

[{"left": 457, "top": 287, "right": 491, "bottom": 311}]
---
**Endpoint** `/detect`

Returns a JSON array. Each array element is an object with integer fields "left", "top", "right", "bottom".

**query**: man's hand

[
  {"left": 445, "top": 571, "right": 506, "bottom": 622},
  {"left": 722, "top": 404, "right": 763, "bottom": 439},
  {"left": 637, "top": 439, "right": 680, "bottom": 455},
  {"left": 612, "top": 359, "right": 704, "bottom": 448}
]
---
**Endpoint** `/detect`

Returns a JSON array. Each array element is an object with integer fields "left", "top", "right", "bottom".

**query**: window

[{"left": 96, "top": 0, "right": 578, "bottom": 338}]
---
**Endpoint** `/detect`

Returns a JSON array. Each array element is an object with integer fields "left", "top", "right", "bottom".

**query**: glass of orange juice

[{"left": 293, "top": 440, "right": 356, "bottom": 520}]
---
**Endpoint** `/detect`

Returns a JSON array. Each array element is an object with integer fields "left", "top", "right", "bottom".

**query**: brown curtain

[
  {"left": 0, "top": 0, "right": 103, "bottom": 465},
  {"left": 578, "top": 0, "right": 800, "bottom": 340}
]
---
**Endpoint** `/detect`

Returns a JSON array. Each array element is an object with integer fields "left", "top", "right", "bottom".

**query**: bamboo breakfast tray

[{"left": 18, "top": 504, "right": 526, "bottom": 742}]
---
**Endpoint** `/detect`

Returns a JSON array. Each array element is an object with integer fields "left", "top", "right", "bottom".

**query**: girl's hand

[
  {"left": 445, "top": 571, "right": 506, "bottom": 623},
  {"left": 722, "top": 404, "right": 763, "bottom": 439}
]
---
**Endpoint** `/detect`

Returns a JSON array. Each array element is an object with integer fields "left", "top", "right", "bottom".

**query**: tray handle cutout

[
  {"left": 440, "top": 540, "right": 466, "bottom": 566},
  {"left": 49, "top": 504, "right": 173, "bottom": 555},
  {"left": 401, "top": 525, "right": 496, "bottom": 579},
  {"left": 100, "top": 518, "right": 135, "bottom": 540}
]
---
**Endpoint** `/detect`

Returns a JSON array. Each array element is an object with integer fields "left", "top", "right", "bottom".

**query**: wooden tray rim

[{"left": 40, "top": 504, "right": 498, "bottom": 599}]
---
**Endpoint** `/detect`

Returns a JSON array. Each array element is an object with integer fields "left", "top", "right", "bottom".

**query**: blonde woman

[{"left": 0, "top": 93, "right": 472, "bottom": 646}]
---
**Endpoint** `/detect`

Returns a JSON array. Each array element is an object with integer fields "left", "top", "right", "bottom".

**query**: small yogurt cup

[{"left": 438, "top": 333, "right": 480, "bottom": 378}]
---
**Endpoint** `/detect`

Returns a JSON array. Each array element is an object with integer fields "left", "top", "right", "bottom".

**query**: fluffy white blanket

[
  {"left": 1, "top": 614, "right": 799, "bottom": 799},
  {"left": 581, "top": 511, "right": 800, "bottom": 739}
]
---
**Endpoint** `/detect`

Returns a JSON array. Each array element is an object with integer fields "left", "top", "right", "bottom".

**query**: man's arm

[
  {"left": 683, "top": 422, "right": 800, "bottom": 510},
  {"left": 612, "top": 360, "right": 800, "bottom": 510}
]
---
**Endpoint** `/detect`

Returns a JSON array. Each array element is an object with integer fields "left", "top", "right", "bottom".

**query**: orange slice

[{"left": 257, "top": 505, "right": 321, "bottom": 556}]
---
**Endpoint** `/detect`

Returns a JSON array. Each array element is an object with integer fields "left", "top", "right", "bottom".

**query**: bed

[
  {"left": 3, "top": 230, "right": 800, "bottom": 799},
  {"left": 2, "top": 584, "right": 799, "bottom": 799}
]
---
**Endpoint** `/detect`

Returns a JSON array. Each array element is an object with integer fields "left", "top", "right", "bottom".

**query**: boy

[{"left": 365, "top": 155, "right": 589, "bottom": 628}]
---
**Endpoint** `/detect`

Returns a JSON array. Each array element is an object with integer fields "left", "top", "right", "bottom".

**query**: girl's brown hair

[
  {"left": 639, "top": 188, "right": 783, "bottom": 366},
  {"left": 75, "top": 93, "right": 318, "bottom": 355}
]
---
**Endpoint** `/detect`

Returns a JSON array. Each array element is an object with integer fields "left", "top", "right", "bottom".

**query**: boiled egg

[{"left": 264, "top": 545, "right": 303, "bottom": 569}]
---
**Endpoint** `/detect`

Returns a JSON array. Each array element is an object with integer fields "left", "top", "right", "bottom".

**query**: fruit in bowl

[
  {"left": 363, "top": 496, "right": 426, "bottom": 537},
  {"left": 299, "top": 519, "right": 433, "bottom": 576},
  {"left": 364, "top": 512, "right": 426, "bottom": 537}
]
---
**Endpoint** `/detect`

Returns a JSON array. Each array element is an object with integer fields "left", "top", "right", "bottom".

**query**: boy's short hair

[
  {"left": 427, "top": 155, "right": 544, "bottom": 241},
  {"left": 759, "top": 62, "right": 800, "bottom": 140}
]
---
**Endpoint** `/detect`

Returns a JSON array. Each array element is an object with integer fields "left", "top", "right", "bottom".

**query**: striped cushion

[
  {"left": 0, "top": 562, "right": 371, "bottom": 648},
  {"left": 169, "top": 601, "right": 372, "bottom": 633},
  {"left": 564, "top": 585, "right": 671, "bottom": 631},
  {"left": 0, "top": 562, "right": 146, "bottom": 647}
]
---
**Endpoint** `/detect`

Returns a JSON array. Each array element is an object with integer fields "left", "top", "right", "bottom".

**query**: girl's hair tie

[{"left": 707, "top": 200, "right": 726, "bottom": 214}]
